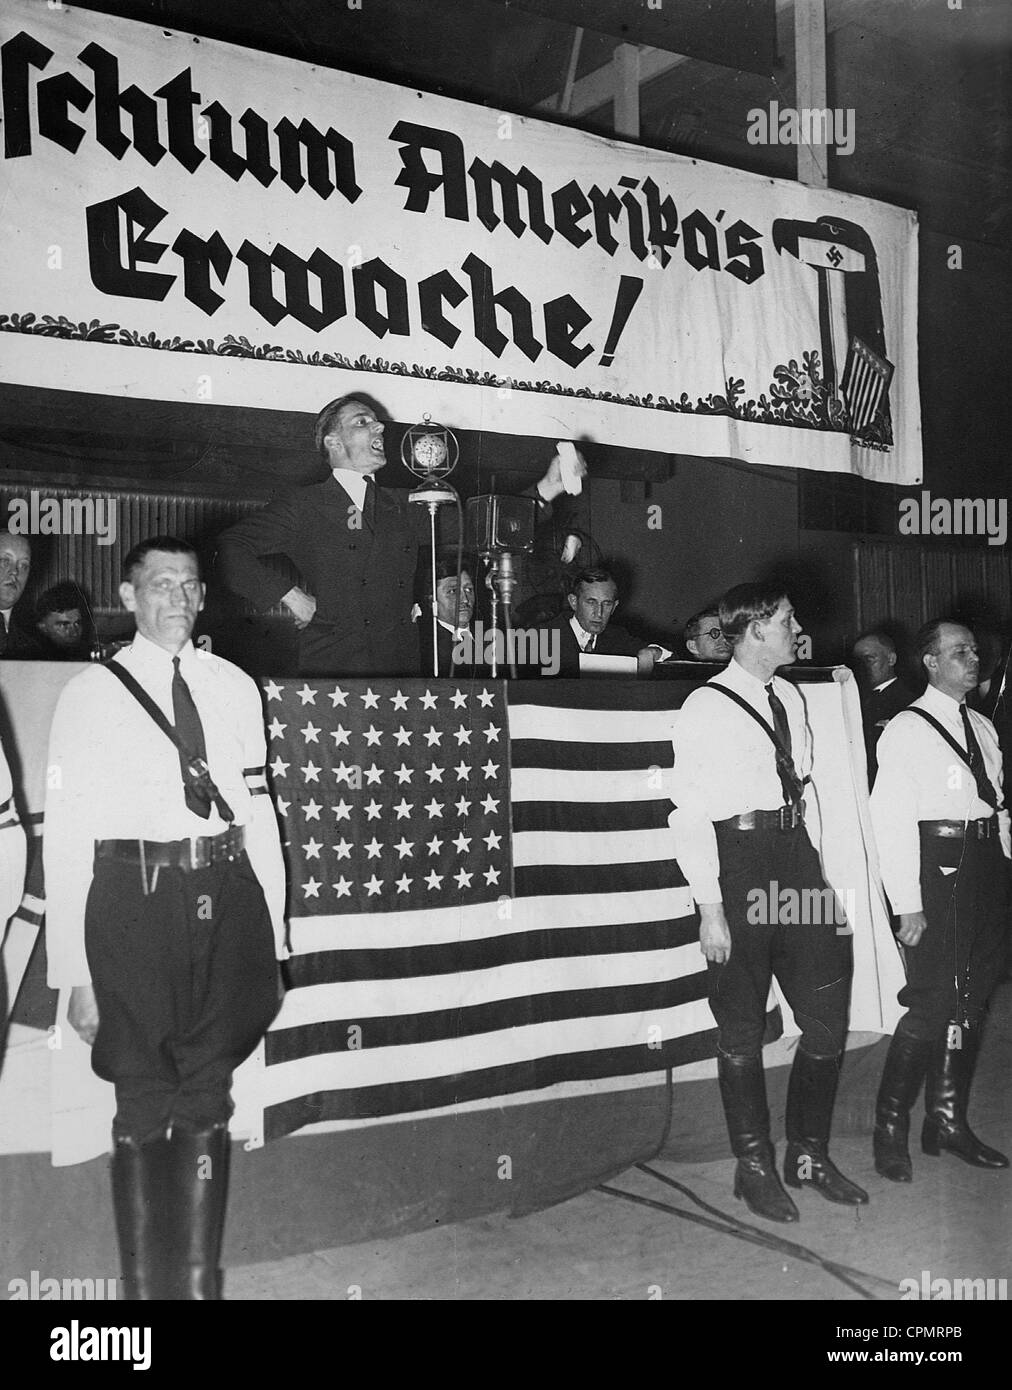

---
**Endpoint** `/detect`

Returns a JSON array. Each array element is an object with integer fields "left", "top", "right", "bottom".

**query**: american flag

[
  {"left": 842, "top": 335, "right": 894, "bottom": 434},
  {"left": 256, "top": 676, "right": 769, "bottom": 1141}
]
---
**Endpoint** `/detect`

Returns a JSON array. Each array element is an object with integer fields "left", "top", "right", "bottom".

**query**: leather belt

[
  {"left": 96, "top": 825, "right": 246, "bottom": 872},
  {"left": 919, "top": 817, "right": 998, "bottom": 841},
  {"left": 717, "top": 805, "right": 805, "bottom": 832}
]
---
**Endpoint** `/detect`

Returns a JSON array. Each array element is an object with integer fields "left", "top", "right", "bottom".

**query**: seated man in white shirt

[
  {"left": 870, "top": 619, "right": 1009, "bottom": 1182},
  {"left": 670, "top": 581, "right": 865, "bottom": 1222},
  {"left": 541, "top": 567, "right": 656, "bottom": 677}
]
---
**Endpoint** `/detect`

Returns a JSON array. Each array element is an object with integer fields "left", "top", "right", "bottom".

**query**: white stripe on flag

[
  {"left": 512, "top": 826, "right": 676, "bottom": 867},
  {"left": 286, "top": 885, "right": 694, "bottom": 955},
  {"left": 274, "top": 943, "right": 702, "bottom": 1027},
  {"left": 260, "top": 998, "right": 717, "bottom": 1104},
  {"left": 511, "top": 767, "right": 672, "bottom": 802},
  {"left": 508, "top": 704, "right": 676, "bottom": 744}
]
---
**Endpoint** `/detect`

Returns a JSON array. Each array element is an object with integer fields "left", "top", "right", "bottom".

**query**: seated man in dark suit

[
  {"left": 0, "top": 532, "right": 40, "bottom": 658},
  {"left": 416, "top": 552, "right": 478, "bottom": 677},
  {"left": 542, "top": 567, "right": 654, "bottom": 677},
  {"left": 851, "top": 630, "right": 916, "bottom": 784},
  {"left": 34, "top": 582, "right": 93, "bottom": 661}
]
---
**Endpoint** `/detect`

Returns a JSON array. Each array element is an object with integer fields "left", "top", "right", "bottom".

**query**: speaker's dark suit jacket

[
  {"left": 543, "top": 613, "right": 644, "bottom": 677},
  {"left": 217, "top": 476, "right": 424, "bottom": 676}
]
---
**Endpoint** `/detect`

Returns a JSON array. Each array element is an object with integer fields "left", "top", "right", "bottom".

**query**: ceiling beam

[{"left": 537, "top": 46, "right": 690, "bottom": 118}]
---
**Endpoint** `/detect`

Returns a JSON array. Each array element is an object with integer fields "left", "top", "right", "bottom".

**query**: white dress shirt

[
  {"left": 668, "top": 658, "right": 816, "bottom": 904},
  {"left": 330, "top": 468, "right": 369, "bottom": 512},
  {"left": 570, "top": 616, "right": 597, "bottom": 651},
  {"left": 44, "top": 633, "right": 288, "bottom": 988},
  {"left": 0, "top": 740, "right": 27, "bottom": 928},
  {"left": 870, "top": 683, "right": 1010, "bottom": 915}
]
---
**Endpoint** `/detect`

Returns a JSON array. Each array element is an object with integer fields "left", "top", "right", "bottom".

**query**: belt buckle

[
  {"left": 777, "top": 805, "right": 791, "bottom": 831},
  {"left": 188, "top": 837, "right": 204, "bottom": 871}
]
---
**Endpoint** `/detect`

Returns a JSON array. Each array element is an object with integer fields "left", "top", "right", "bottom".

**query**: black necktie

[
  {"left": 961, "top": 705, "right": 999, "bottom": 810},
  {"left": 586, "top": 634, "right": 596, "bottom": 652},
  {"left": 172, "top": 657, "right": 225, "bottom": 820},
  {"left": 766, "top": 682, "right": 805, "bottom": 807}
]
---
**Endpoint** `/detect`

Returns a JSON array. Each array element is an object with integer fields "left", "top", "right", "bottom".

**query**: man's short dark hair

[
  {"left": 37, "top": 581, "right": 87, "bottom": 622},
  {"left": 416, "top": 549, "right": 476, "bottom": 604},
  {"left": 122, "top": 537, "right": 199, "bottom": 585},
  {"left": 314, "top": 394, "right": 386, "bottom": 459},
  {"left": 571, "top": 566, "right": 617, "bottom": 594},
  {"left": 915, "top": 617, "right": 961, "bottom": 666},
  {"left": 719, "top": 582, "right": 788, "bottom": 647}
]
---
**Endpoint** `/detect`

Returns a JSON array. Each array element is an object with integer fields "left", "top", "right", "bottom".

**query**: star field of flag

[{"left": 264, "top": 678, "right": 512, "bottom": 914}]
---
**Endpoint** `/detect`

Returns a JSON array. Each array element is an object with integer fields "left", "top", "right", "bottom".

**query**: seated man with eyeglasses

[
  {"left": 684, "top": 608, "right": 732, "bottom": 664},
  {"left": 540, "top": 566, "right": 655, "bottom": 677}
]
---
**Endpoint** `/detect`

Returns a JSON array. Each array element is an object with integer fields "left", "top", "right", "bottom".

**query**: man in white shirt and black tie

[
  {"left": 870, "top": 619, "right": 1009, "bottom": 1183},
  {"left": 670, "top": 582, "right": 865, "bottom": 1222},
  {"left": 45, "top": 537, "right": 288, "bottom": 1299}
]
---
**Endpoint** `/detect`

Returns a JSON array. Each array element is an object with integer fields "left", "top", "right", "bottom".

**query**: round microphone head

[{"left": 401, "top": 415, "right": 459, "bottom": 480}]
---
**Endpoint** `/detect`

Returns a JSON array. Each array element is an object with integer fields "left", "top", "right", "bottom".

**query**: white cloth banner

[{"left": 0, "top": 2, "right": 920, "bottom": 481}]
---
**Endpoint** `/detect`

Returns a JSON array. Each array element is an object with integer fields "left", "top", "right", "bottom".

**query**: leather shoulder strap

[
  {"left": 702, "top": 682, "right": 782, "bottom": 753},
  {"left": 901, "top": 707, "right": 972, "bottom": 770},
  {"left": 104, "top": 659, "right": 186, "bottom": 753}
]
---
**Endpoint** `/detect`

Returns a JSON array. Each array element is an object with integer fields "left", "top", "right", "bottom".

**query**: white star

[
  {"left": 329, "top": 686, "right": 348, "bottom": 707},
  {"left": 360, "top": 688, "right": 380, "bottom": 709},
  {"left": 264, "top": 680, "right": 284, "bottom": 702},
  {"left": 390, "top": 690, "right": 409, "bottom": 711},
  {"left": 454, "top": 868, "right": 473, "bottom": 889},
  {"left": 363, "top": 724, "right": 383, "bottom": 747},
  {"left": 364, "top": 799, "right": 382, "bottom": 821},
  {"left": 394, "top": 726, "right": 412, "bottom": 747},
  {"left": 275, "top": 796, "right": 290, "bottom": 816},
  {"left": 297, "top": 684, "right": 317, "bottom": 706},
  {"left": 454, "top": 725, "right": 472, "bottom": 745},
  {"left": 454, "top": 761, "right": 471, "bottom": 781},
  {"left": 426, "top": 835, "right": 443, "bottom": 855},
  {"left": 455, "top": 796, "right": 472, "bottom": 816},
  {"left": 393, "top": 798, "right": 413, "bottom": 819},
  {"left": 302, "top": 761, "right": 321, "bottom": 783},
  {"left": 333, "top": 799, "right": 352, "bottom": 821},
  {"left": 395, "top": 874, "right": 413, "bottom": 893},
  {"left": 394, "top": 763, "right": 414, "bottom": 784},
  {"left": 364, "top": 763, "right": 383, "bottom": 785},
  {"left": 424, "top": 726, "right": 443, "bottom": 747},
  {"left": 426, "top": 763, "right": 445, "bottom": 784},
  {"left": 481, "top": 796, "right": 500, "bottom": 815},
  {"left": 333, "top": 839, "right": 353, "bottom": 860},
  {"left": 481, "top": 760, "right": 499, "bottom": 780},
  {"left": 424, "top": 799, "right": 444, "bottom": 819},
  {"left": 303, "top": 799, "right": 322, "bottom": 821},
  {"left": 333, "top": 876, "right": 353, "bottom": 897},
  {"left": 453, "top": 832, "right": 472, "bottom": 854},
  {"left": 301, "top": 722, "right": 320, "bottom": 743},
  {"left": 477, "top": 688, "right": 495, "bottom": 708},
  {"left": 270, "top": 756, "right": 289, "bottom": 778},
  {"left": 333, "top": 761, "right": 357, "bottom": 786},
  {"left": 484, "top": 829, "right": 502, "bottom": 850},
  {"left": 302, "top": 876, "right": 321, "bottom": 898},
  {"left": 450, "top": 689, "right": 468, "bottom": 709},
  {"left": 363, "top": 837, "right": 383, "bottom": 860},
  {"left": 483, "top": 723, "right": 501, "bottom": 743},
  {"left": 484, "top": 865, "right": 501, "bottom": 886},
  {"left": 303, "top": 837, "right": 322, "bottom": 859},
  {"left": 330, "top": 724, "right": 351, "bottom": 747},
  {"left": 394, "top": 837, "right": 414, "bottom": 859},
  {"left": 419, "top": 689, "right": 439, "bottom": 710},
  {"left": 364, "top": 874, "right": 383, "bottom": 897},
  {"left": 425, "top": 870, "right": 444, "bottom": 890},
  {"left": 267, "top": 718, "right": 287, "bottom": 740}
]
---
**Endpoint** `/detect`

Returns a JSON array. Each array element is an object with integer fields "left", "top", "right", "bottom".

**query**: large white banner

[{"left": 0, "top": 3, "right": 921, "bottom": 481}]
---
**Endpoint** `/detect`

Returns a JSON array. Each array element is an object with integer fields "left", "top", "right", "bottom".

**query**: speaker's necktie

[
  {"left": 766, "top": 682, "right": 805, "bottom": 806},
  {"left": 961, "top": 705, "right": 999, "bottom": 809},
  {"left": 172, "top": 657, "right": 234, "bottom": 821},
  {"left": 585, "top": 634, "right": 596, "bottom": 652}
]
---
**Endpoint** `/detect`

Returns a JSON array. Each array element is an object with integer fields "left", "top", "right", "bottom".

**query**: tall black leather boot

[
  {"left": 718, "top": 1052, "right": 799, "bottom": 1223},
  {"left": 921, "top": 1027, "right": 1009, "bottom": 1169},
  {"left": 167, "top": 1123, "right": 231, "bottom": 1299},
  {"left": 873, "top": 1031, "right": 932, "bottom": 1182},
  {"left": 783, "top": 1050, "right": 869, "bottom": 1205},
  {"left": 110, "top": 1132, "right": 174, "bottom": 1300}
]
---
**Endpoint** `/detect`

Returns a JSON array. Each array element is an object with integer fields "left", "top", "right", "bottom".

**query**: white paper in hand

[{"left": 556, "top": 441, "right": 583, "bottom": 495}]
